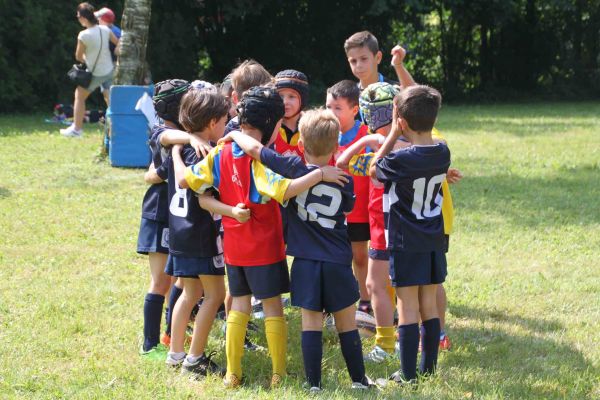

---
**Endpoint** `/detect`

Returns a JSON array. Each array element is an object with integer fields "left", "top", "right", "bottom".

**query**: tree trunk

[{"left": 113, "top": 0, "right": 151, "bottom": 85}]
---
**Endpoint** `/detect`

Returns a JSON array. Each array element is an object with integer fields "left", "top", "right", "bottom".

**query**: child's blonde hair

[
  {"left": 231, "top": 59, "right": 273, "bottom": 97},
  {"left": 299, "top": 108, "right": 340, "bottom": 157}
]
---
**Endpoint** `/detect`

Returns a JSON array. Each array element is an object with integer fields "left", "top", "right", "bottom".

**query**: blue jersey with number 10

[
  {"left": 260, "top": 148, "right": 355, "bottom": 265},
  {"left": 376, "top": 143, "right": 450, "bottom": 253}
]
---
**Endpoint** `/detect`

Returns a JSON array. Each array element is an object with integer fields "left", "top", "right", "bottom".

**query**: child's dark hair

[
  {"left": 231, "top": 60, "right": 273, "bottom": 97},
  {"left": 77, "top": 2, "right": 98, "bottom": 24},
  {"left": 237, "top": 86, "right": 284, "bottom": 145},
  {"left": 179, "top": 89, "right": 230, "bottom": 133},
  {"left": 394, "top": 85, "right": 441, "bottom": 132},
  {"left": 327, "top": 80, "right": 360, "bottom": 107},
  {"left": 344, "top": 31, "right": 379, "bottom": 55}
]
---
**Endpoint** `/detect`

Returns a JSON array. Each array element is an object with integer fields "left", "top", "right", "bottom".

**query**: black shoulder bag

[{"left": 67, "top": 27, "right": 103, "bottom": 88}]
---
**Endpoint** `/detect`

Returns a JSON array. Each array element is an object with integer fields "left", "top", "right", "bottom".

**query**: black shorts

[
  {"left": 137, "top": 218, "right": 169, "bottom": 255},
  {"left": 290, "top": 258, "right": 360, "bottom": 313},
  {"left": 165, "top": 254, "right": 225, "bottom": 278},
  {"left": 226, "top": 260, "right": 290, "bottom": 300},
  {"left": 389, "top": 250, "right": 447, "bottom": 287},
  {"left": 348, "top": 222, "right": 370, "bottom": 242}
]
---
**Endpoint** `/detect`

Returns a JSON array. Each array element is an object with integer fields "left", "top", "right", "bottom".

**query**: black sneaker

[
  {"left": 244, "top": 335, "right": 264, "bottom": 351},
  {"left": 181, "top": 351, "right": 225, "bottom": 378}
]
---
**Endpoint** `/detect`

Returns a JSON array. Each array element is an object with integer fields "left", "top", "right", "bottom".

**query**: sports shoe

[
  {"left": 165, "top": 352, "right": 186, "bottom": 368},
  {"left": 182, "top": 351, "right": 225, "bottom": 378},
  {"left": 375, "top": 369, "right": 417, "bottom": 388},
  {"left": 351, "top": 376, "right": 375, "bottom": 390},
  {"left": 244, "top": 336, "right": 264, "bottom": 351},
  {"left": 270, "top": 373, "right": 283, "bottom": 388},
  {"left": 364, "top": 345, "right": 394, "bottom": 363},
  {"left": 302, "top": 383, "right": 322, "bottom": 393},
  {"left": 357, "top": 301, "right": 373, "bottom": 315},
  {"left": 139, "top": 343, "right": 168, "bottom": 361},
  {"left": 223, "top": 373, "right": 242, "bottom": 389},
  {"left": 60, "top": 124, "right": 83, "bottom": 138},
  {"left": 439, "top": 333, "right": 451, "bottom": 351}
]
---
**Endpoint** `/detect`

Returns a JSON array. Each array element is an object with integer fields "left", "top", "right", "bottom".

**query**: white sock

[
  {"left": 186, "top": 353, "right": 203, "bottom": 363},
  {"left": 168, "top": 351, "right": 186, "bottom": 361}
]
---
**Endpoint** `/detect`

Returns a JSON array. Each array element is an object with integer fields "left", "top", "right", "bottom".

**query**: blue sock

[
  {"left": 143, "top": 293, "right": 164, "bottom": 351},
  {"left": 165, "top": 284, "right": 183, "bottom": 336},
  {"left": 301, "top": 330, "right": 322, "bottom": 388},
  {"left": 398, "top": 323, "right": 420, "bottom": 381},
  {"left": 420, "top": 318, "right": 441, "bottom": 375},
  {"left": 339, "top": 329, "right": 367, "bottom": 384}
]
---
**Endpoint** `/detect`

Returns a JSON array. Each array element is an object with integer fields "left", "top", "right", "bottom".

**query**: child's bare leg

[
  {"left": 301, "top": 309, "right": 324, "bottom": 388},
  {"left": 148, "top": 252, "right": 170, "bottom": 295},
  {"left": 170, "top": 278, "right": 203, "bottom": 354},
  {"left": 396, "top": 286, "right": 420, "bottom": 381},
  {"left": 366, "top": 258, "right": 395, "bottom": 354},
  {"left": 262, "top": 295, "right": 287, "bottom": 378},
  {"left": 189, "top": 275, "right": 226, "bottom": 357},
  {"left": 334, "top": 304, "right": 367, "bottom": 385},
  {"left": 418, "top": 284, "right": 440, "bottom": 375},
  {"left": 436, "top": 284, "right": 447, "bottom": 332},
  {"left": 351, "top": 241, "right": 370, "bottom": 304}
]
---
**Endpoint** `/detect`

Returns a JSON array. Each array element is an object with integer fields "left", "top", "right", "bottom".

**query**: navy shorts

[
  {"left": 226, "top": 260, "right": 290, "bottom": 300},
  {"left": 389, "top": 250, "right": 447, "bottom": 287},
  {"left": 348, "top": 222, "right": 370, "bottom": 242},
  {"left": 137, "top": 218, "right": 169, "bottom": 255},
  {"left": 165, "top": 254, "right": 225, "bottom": 278},
  {"left": 368, "top": 247, "right": 390, "bottom": 261},
  {"left": 290, "top": 258, "right": 360, "bottom": 313}
]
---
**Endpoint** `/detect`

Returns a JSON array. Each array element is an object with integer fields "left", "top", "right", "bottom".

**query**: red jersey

[{"left": 273, "top": 124, "right": 304, "bottom": 162}]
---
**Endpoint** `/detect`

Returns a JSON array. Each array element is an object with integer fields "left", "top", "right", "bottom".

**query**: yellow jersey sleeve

[
  {"left": 348, "top": 152, "right": 375, "bottom": 177},
  {"left": 184, "top": 144, "right": 223, "bottom": 193},
  {"left": 433, "top": 128, "right": 454, "bottom": 234},
  {"left": 250, "top": 159, "right": 291, "bottom": 205}
]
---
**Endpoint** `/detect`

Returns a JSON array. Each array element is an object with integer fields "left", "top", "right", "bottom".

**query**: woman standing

[{"left": 61, "top": 2, "right": 119, "bottom": 138}]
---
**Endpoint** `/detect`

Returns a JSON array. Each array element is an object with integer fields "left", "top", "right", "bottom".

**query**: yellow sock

[
  {"left": 375, "top": 326, "right": 396, "bottom": 354},
  {"left": 226, "top": 311, "right": 250, "bottom": 379},
  {"left": 265, "top": 316, "right": 287, "bottom": 376}
]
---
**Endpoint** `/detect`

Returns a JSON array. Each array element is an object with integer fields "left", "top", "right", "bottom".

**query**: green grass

[{"left": 1, "top": 103, "right": 599, "bottom": 399}]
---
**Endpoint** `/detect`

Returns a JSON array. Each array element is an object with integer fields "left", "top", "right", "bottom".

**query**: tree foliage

[{"left": 0, "top": 0, "right": 598, "bottom": 112}]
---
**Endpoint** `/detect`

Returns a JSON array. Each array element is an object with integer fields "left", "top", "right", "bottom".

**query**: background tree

[{"left": 113, "top": 0, "right": 151, "bottom": 85}]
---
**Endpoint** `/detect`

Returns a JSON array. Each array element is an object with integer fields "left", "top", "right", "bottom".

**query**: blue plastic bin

[{"left": 108, "top": 85, "right": 154, "bottom": 167}]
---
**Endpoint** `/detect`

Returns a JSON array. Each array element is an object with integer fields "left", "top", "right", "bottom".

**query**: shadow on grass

[
  {"left": 444, "top": 305, "right": 598, "bottom": 398},
  {"left": 0, "top": 187, "right": 10, "bottom": 198},
  {"left": 455, "top": 168, "right": 600, "bottom": 226}
]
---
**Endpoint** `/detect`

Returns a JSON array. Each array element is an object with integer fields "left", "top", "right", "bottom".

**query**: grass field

[{"left": 1, "top": 102, "right": 599, "bottom": 399}]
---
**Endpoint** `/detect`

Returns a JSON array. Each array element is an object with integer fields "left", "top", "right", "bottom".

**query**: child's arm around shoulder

[
  {"left": 336, "top": 134, "right": 385, "bottom": 170},
  {"left": 160, "top": 129, "right": 212, "bottom": 158},
  {"left": 144, "top": 163, "right": 164, "bottom": 184}
]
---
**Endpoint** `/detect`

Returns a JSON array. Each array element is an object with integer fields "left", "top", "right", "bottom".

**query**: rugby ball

[
  {"left": 355, "top": 310, "right": 377, "bottom": 339},
  {"left": 324, "top": 311, "right": 377, "bottom": 339}
]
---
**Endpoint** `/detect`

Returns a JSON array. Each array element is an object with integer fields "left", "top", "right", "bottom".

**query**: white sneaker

[
  {"left": 364, "top": 345, "right": 394, "bottom": 363},
  {"left": 60, "top": 124, "right": 82, "bottom": 138},
  {"left": 165, "top": 351, "right": 186, "bottom": 367},
  {"left": 351, "top": 376, "right": 375, "bottom": 390}
]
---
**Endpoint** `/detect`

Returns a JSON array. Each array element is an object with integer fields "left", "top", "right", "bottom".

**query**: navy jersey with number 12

[
  {"left": 260, "top": 147, "right": 355, "bottom": 265},
  {"left": 375, "top": 143, "right": 450, "bottom": 253}
]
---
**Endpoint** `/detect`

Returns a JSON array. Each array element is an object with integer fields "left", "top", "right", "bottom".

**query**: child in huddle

[
  {"left": 223, "top": 109, "right": 372, "bottom": 391},
  {"left": 159, "top": 85, "right": 232, "bottom": 377},
  {"left": 370, "top": 86, "right": 450, "bottom": 385},
  {"left": 223, "top": 59, "right": 273, "bottom": 135},
  {"left": 326, "top": 80, "right": 371, "bottom": 313},
  {"left": 272, "top": 69, "right": 309, "bottom": 160},
  {"left": 176, "top": 86, "right": 346, "bottom": 388},
  {"left": 337, "top": 82, "right": 403, "bottom": 363}
]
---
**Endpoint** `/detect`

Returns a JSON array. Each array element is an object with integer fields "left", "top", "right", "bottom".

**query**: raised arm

[
  {"left": 369, "top": 114, "right": 403, "bottom": 179},
  {"left": 390, "top": 45, "right": 416, "bottom": 89}
]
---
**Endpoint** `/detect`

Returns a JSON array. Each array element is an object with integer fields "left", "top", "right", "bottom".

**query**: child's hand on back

[
  {"left": 320, "top": 166, "right": 350, "bottom": 186},
  {"left": 232, "top": 203, "right": 251, "bottom": 223},
  {"left": 391, "top": 45, "right": 407, "bottom": 66},
  {"left": 217, "top": 132, "right": 236, "bottom": 145},
  {"left": 189, "top": 134, "right": 212, "bottom": 158},
  {"left": 447, "top": 168, "right": 463, "bottom": 184}
]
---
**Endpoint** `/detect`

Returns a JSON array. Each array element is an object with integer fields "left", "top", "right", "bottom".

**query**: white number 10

[{"left": 411, "top": 174, "right": 445, "bottom": 220}]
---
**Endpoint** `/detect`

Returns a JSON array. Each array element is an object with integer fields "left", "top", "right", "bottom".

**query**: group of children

[{"left": 135, "top": 30, "right": 462, "bottom": 391}]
